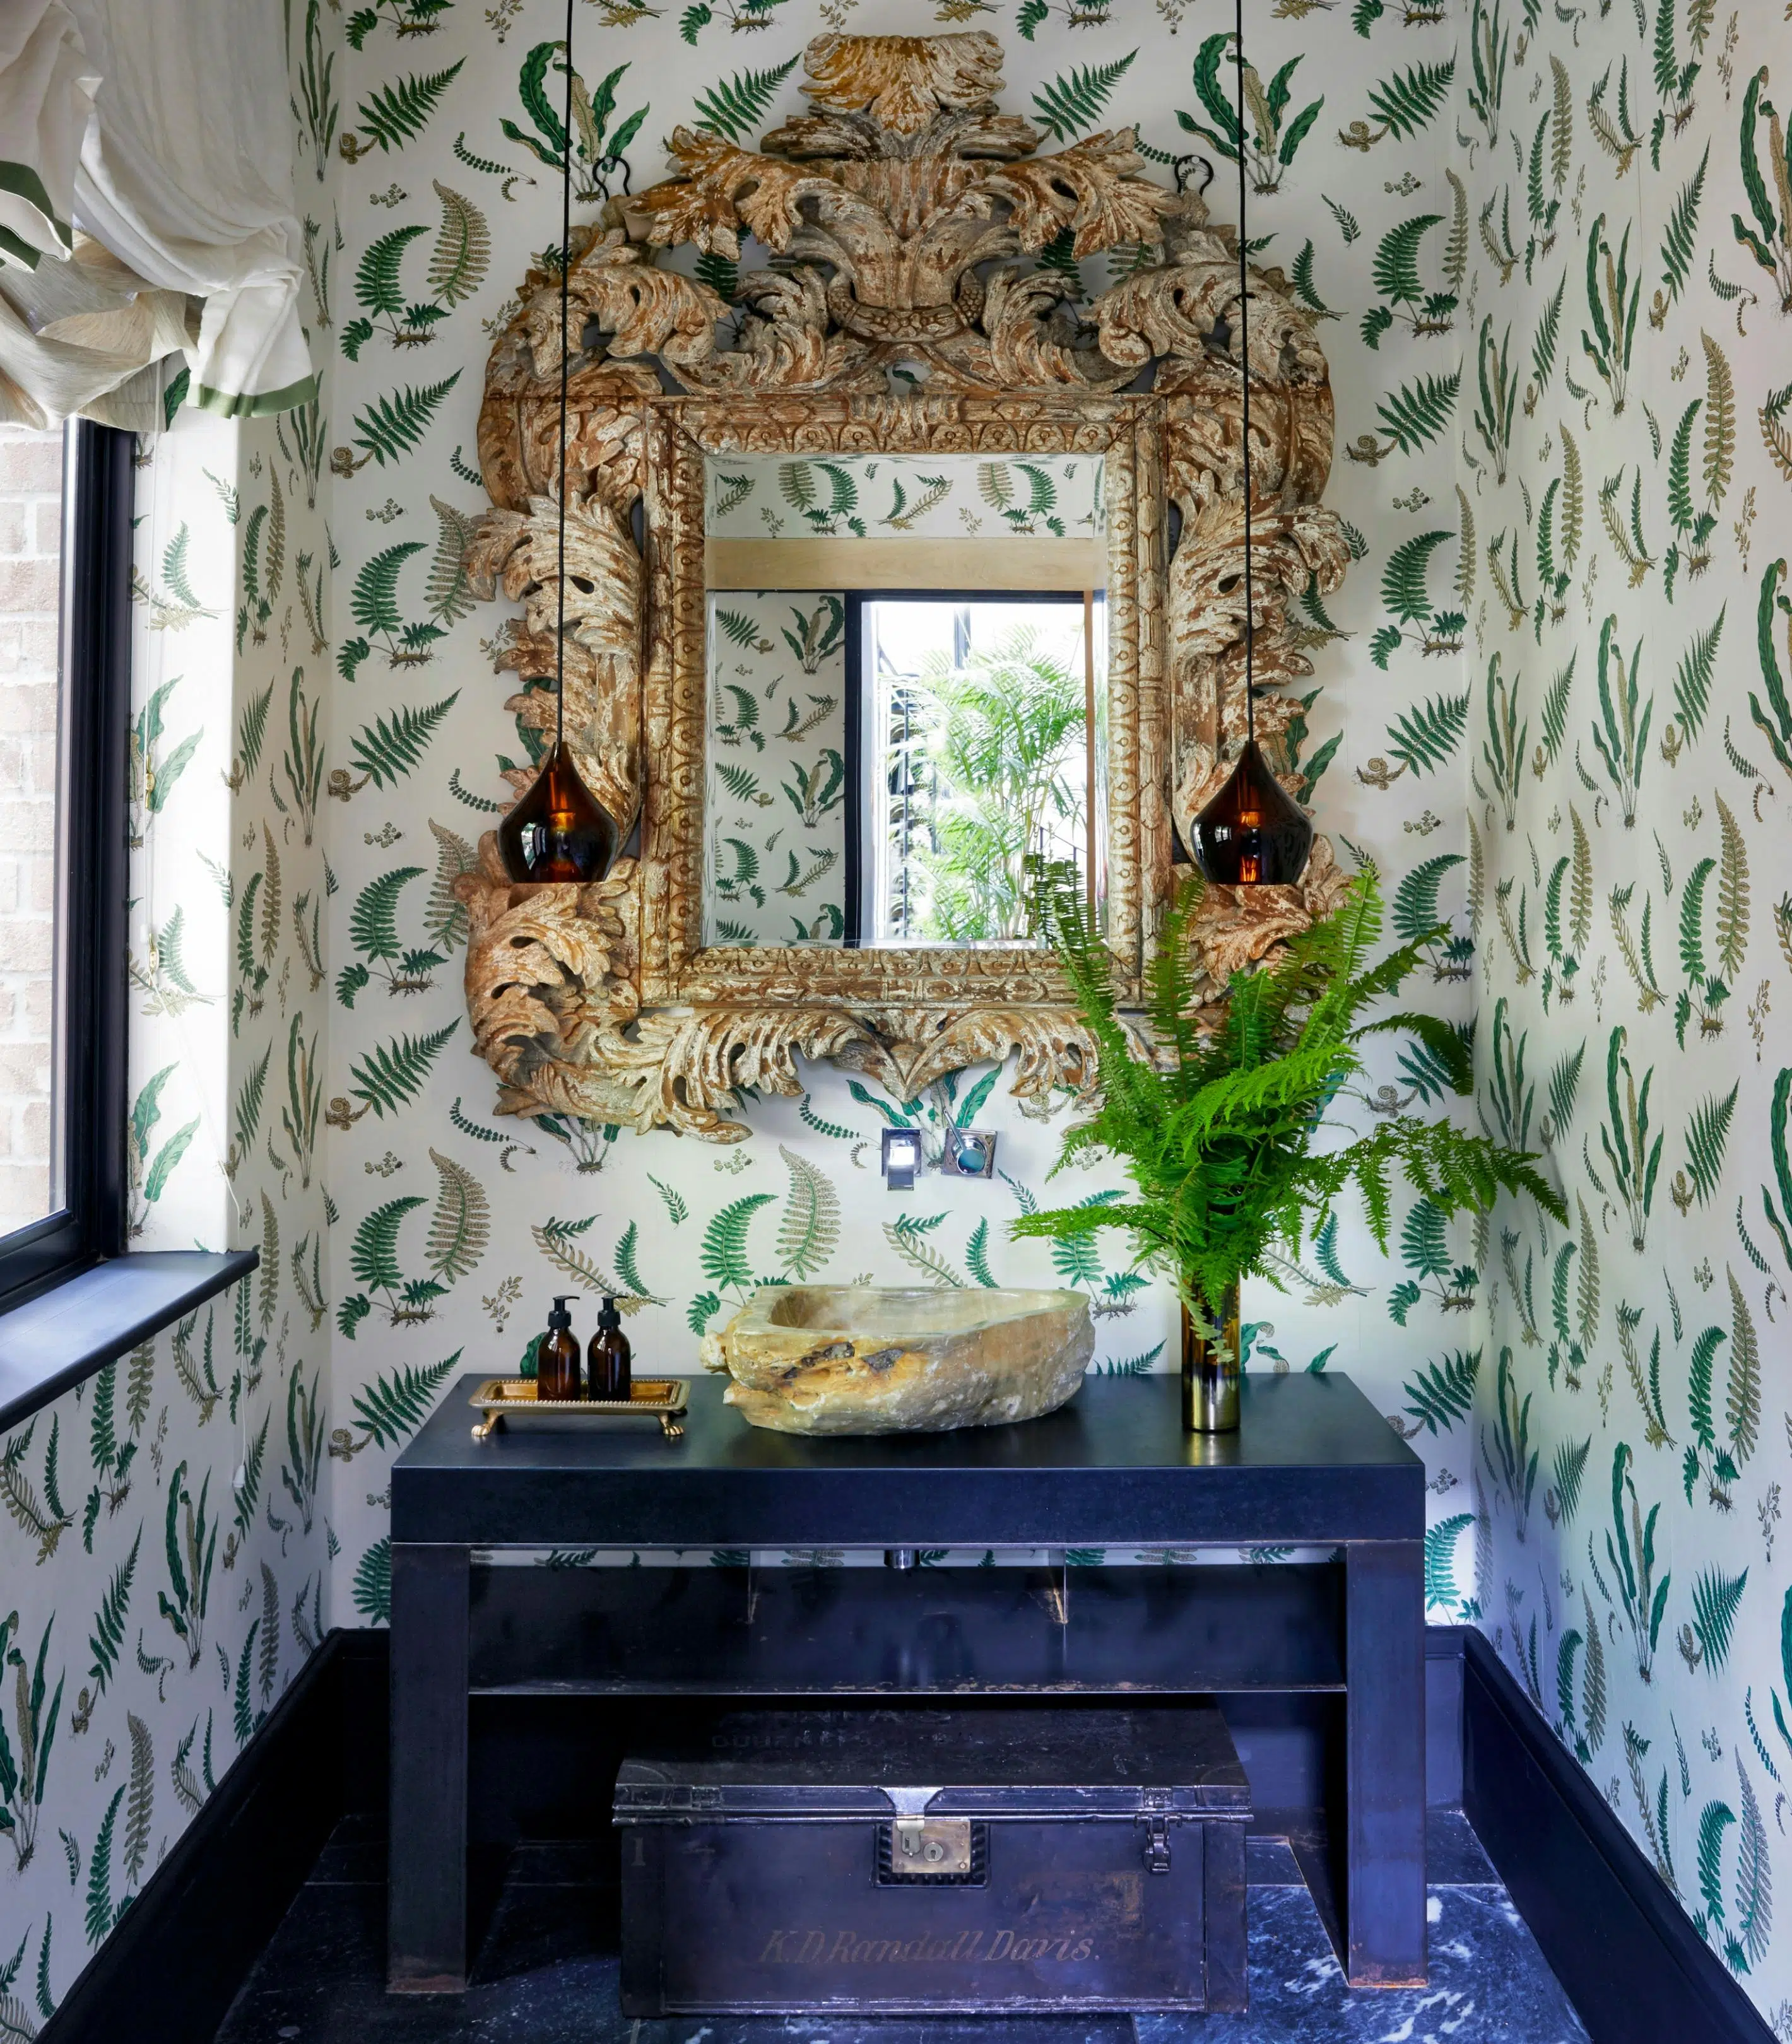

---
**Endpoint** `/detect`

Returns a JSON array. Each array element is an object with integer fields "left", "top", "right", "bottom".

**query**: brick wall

[{"left": 0, "top": 427, "right": 63, "bottom": 1236}]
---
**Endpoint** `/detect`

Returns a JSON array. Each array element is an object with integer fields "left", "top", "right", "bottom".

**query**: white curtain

[{"left": 0, "top": 0, "right": 315, "bottom": 430}]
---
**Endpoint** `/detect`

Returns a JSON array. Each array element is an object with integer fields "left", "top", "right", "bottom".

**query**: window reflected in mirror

[{"left": 861, "top": 597, "right": 1105, "bottom": 948}]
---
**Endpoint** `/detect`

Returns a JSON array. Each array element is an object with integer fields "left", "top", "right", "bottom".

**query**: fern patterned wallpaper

[
  {"left": 3, "top": 0, "right": 1791, "bottom": 2026},
  {"left": 1, "top": 397, "right": 333, "bottom": 2024},
  {"left": 1461, "top": 0, "right": 1791, "bottom": 2020}
]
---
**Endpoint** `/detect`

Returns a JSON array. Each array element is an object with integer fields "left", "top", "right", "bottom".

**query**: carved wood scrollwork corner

[{"left": 457, "top": 29, "right": 1349, "bottom": 1141}]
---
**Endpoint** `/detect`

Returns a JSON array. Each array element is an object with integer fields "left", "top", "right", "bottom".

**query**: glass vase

[{"left": 1181, "top": 1282, "right": 1241, "bottom": 1434}]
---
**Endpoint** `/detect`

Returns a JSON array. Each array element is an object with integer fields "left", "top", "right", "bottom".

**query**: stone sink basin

[{"left": 699, "top": 1284, "right": 1094, "bottom": 1435}]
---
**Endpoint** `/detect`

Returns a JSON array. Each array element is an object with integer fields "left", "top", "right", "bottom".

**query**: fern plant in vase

[{"left": 1013, "top": 865, "right": 1564, "bottom": 1431}]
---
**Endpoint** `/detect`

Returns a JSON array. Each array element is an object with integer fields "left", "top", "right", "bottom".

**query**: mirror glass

[{"left": 700, "top": 454, "right": 1109, "bottom": 950}]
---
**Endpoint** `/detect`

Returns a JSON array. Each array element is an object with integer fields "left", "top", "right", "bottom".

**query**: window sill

[{"left": 0, "top": 1250, "right": 259, "bottom": 1436}]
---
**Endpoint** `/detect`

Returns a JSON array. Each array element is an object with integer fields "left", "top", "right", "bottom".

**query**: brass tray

[{"left": 469, "top": 1377, "right": 688, "bottom": 1440}]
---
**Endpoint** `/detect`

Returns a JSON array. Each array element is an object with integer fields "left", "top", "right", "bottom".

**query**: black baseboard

[
  {"left": 1459, "top": 1626, "right": 1773, "bottom": 2044},
  {"left": 42, "top": 1630, "right": 384, "bottom": 2044}
]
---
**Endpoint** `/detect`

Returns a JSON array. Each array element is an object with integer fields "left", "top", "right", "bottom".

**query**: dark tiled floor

[{"left": 215, "top": 1812, "right": 1586, "bottom": 2044}]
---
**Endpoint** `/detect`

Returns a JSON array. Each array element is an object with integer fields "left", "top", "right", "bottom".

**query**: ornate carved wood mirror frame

[{"left": 457, "top": 30, "right": 1352, "bottom": 1143}]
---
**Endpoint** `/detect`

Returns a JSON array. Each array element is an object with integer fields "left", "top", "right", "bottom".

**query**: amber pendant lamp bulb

[
  {"left": 1189, "top": 738, "right": 1314, "bottom": 888},
  {"left": 497, "top": 738, "right": 619, "bottom": 883}
]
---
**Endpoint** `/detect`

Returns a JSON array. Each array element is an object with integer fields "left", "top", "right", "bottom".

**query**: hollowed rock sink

[{"left": 700, "top": 1285, "right": 1095, "bottom": 1435}]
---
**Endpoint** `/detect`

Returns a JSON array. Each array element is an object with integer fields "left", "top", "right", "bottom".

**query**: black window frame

[{"left": 0, "top": 420, "right": 131, "bottom": 1310}]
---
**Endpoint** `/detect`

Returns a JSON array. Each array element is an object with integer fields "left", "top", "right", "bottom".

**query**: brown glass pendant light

[
  {"left": 498, "top": 0, "right": 620, "bottom": 886},
  {"left": 1188, "top": 0, "right": 1313, "bottom": 891}
]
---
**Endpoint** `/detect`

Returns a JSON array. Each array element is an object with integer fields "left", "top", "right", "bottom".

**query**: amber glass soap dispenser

[
  {"left": 587, "top": 1295, "right": 632, "bottom": 1403},
  {"left": 538, "top": 1295, "right": 582, "bottom": 1401}
]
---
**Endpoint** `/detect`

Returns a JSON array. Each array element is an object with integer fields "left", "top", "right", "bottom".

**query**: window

[
  {"left": 0, "top": 421, "right": 131, "bottom": 1308},
  {"left": 848, "top": 594, "right": 1106, "bottom": 948}
]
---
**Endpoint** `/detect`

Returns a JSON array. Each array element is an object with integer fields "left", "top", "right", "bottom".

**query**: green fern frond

[
  {"left": 1659, "top": 144, "right": 1707, "bottom": 309},
  {"left": 692, "top": 57, "right": 798, "bottom": 143},
  {"left": 347, "top": 695, "right": 458, "bottom": 789},
  {"left": 347, "top": 1022, "right": 459, "bottom": 1120},
  {"left": 1382, "top": 530, "right": 1451, "bottom": 624},
  {"left": 350, "top": 373, "right": 461, "bottom": 467},
  {"left": 1375, "top": 370, "right": 1461, "bottom": 455},
  {"left": 356, "top": 223, "right": 426, "bottom": 317},
  {"left": 1690, "top": 1566, "right": 1748, "bottom": 1672},
  {"left": 701, "top": 1194, "right": 775, "bottom": 1291},
  {"left": 1366, "top": 58, "right": 1456, "bottom": 139},
  {"left": 350, "top": 867, "right": 423, "bottom": 963},
  {"left": 1031, "top": 52, "right": 1136, "bottom": 142},
  {"left": 1403, "top": 1350, "right": 1481, "bottom": 1434},
  {"left": 350, "top": 1353, "right": 460, "bottom": 1448},
  {"left": 1386, "top": 690, "right": 1470, "bottom": 776},
  {"left": 354, "top": 62, "right": 465, "bottom": 153}
]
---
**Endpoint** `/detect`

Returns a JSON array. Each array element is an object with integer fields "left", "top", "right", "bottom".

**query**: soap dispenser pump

[
  {"left": 587, "top": 1295, "right": 632, "bottom": 1403},
  {"left": 538, "top": 1295, "right": 582, "bottom": 1402}
]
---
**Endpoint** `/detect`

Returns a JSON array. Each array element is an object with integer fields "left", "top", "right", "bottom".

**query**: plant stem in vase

[{"left": 1182, "top": 1282, "right": 1242, "bottom": 1434}]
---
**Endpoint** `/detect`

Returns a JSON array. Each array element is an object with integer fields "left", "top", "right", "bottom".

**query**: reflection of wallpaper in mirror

[
  {"left": 705, "top": 454, "right": 1105, "bottom": 541},
  {"left": 702, "top": 591, "right": 848, "bottom": 948}
]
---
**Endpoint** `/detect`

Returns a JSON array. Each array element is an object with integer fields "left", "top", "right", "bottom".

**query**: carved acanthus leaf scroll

[{"left": 459, "top": 30, "right": 1350, "bottom": 1141}]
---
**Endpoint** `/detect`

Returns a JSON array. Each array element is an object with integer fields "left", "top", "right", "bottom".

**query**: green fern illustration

[
  {"left": 353, "top": 1539, "right": 392, "bottom": 1624},
  {"left": 1400, "top": 1349, "right": 1480, "bottom": 1433},
  {"left": 1654, "top": 143, "right": 1707, "bottom": 321},
  {"left": 1364, "top": 57, "right": 1456, "bottom": 141},
  {"left": 1682, "top": 1084, "right": 1738, "bottom": 1208},
  {"left": 87, "top": 1527, "right": 141, "bottom": 1696},
  {"left": 348, "top": 61, "right": 465, "bottom": 156},
  {"left": 341, "top": 539, "right": 421, "bottom": 642},
  {"left": 1031, "top": 53, "right": 1136, "bottom": 142},
  {"left": 346, "top": 1020, "right": 459, "bottom": 1120},
  {"left": 702, "top": 1194, "right": 776, "bottom": 1293},
  {"left": 345, "top": 696, "right": 459, "bottom": 789},
  {"left": 347, "top": 371, "right": 461, "bottom": 470},
  {"left": 350, "top": 1353, "right": 463, "bottom": 1449},
  {"left": 692, "top": 57, "right": 799, "bottom": 143},
  {"left": 85, "top": 1785, "right": 126, "bottom": 1945},
  {"left": 1385, "top": 691, "right": 1469, "bottom": 775},
  {"left": 1424, "top": 1513, "right": 1473, "bottom": 1611},
  {"left": 1525, "top": 273, "right": 1564, "bottom": 412},
  {"left": 1373, "top": 370, "right": 1461, "bottom": 455},
  {"left": 1690, "top": 1567, "right": 1748, "bottom": 1672},
  {"left": 775, "top": 1147, "right": 838, "bottom": 1281},
  {"left": 1550, "top": 1437, "right": 1592, "bottom": 1524}
]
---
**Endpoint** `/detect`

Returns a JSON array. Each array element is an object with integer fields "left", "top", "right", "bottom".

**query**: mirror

[{"left": 700, "top": 454, "right": 1109, "bottom": 950}]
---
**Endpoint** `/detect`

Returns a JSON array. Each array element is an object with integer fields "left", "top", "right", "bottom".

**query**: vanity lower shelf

[{"left": 465, "top": 1561, "right": 1347, "bottom": 1696}]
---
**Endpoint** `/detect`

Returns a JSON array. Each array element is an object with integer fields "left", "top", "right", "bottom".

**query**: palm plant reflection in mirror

[{"left": 869, "top": 599, "right": 1105, "bottom": 946}]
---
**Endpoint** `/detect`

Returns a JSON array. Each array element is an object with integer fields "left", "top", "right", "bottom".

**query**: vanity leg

[
  {"left": 388, "top": 1541, "right": 470, "bottom": 1992},
  {"left": 1344, "top": 1539, "right": 1426, "bottom": 1986}
]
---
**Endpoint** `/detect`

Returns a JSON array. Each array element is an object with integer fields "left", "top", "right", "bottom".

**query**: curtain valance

[{"left": 0, "top": 0, "right": 315, "bottom": 431}]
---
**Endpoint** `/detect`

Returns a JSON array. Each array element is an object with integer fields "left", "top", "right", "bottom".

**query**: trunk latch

[{"left": 890, "top": 1817, "right": 975, "bottom": 1874}]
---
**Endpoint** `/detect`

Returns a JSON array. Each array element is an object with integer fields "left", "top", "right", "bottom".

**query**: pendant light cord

[
  {"left": 1232, "top": 0, "right": 1255, "bottom": 753},
  {"left": 554, "top": 0, "right": 575, "bottom": 750}
]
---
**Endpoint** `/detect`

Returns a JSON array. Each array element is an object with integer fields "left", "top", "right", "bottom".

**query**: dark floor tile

[
  {"left": 1244, "top": 1835, "right": 1302, "bottom": 1885},
  {"left": 1137, "top": 1885, "right": 1588, "bottom": 2044},
  {"left": 309, "top": 1815, "right": 387, "bottom": 1886},
  {"left": 505, "top": 1840, "right": 611, "bottom": 1886},
  {"left": 1427, "top": 1807, "right": 1500, "bottom": 1886},
  {"left": 214, "top": 1879, "right": 1129, "bottom": 2044},
  {"left": 473, "top": 1875, "right": 612, "bottom": 1985}
]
